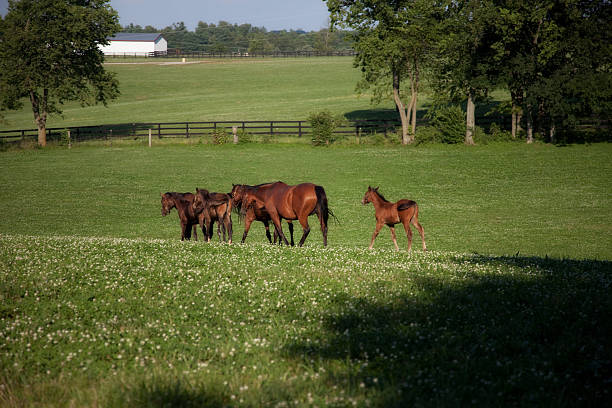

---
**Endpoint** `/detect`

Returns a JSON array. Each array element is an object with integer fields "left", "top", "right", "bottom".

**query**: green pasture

[
  {"left": 1, "top": 143, "right": 611, "bottom": 407},
  {"left": 1, "top": 57, "right": 400, "bottom": 131}
]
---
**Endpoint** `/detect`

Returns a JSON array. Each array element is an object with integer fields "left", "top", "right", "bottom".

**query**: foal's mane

[{"left": 372, "top": 189, "right": 389, "bottom": 202}]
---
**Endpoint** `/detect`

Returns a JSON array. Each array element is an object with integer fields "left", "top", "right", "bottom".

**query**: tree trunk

[
  {"left": 526, "top": 112, "right": 534, "bottom": 144},
  {"left": 30, "top": 89, "right": 48, "bottom": 147},
  {"left": 465, "top": 90, "right": 475, "bottom": 145},
  {"left": 392, "top": 70, "right": 410, "bottom": 145},
  {"left": 549, "top": 122, "right": 556, "bottom": 144},
  {"left": 408, "top": 67, "right": 418, "bottom": 143}
]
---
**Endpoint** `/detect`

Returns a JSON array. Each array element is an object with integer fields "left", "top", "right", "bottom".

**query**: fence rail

[
  {"left": 103, "top": 50, "right": 357, "bottom": 59},
  {"left": 0, "top": 119, "right": 404, "bottom": 145}
]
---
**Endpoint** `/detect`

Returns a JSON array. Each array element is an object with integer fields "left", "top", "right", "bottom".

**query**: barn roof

[{"left": 107, "top": 33, "right": 164, "bottom": 42}]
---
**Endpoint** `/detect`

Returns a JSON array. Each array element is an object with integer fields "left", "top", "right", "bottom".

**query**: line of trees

[
  {"left": 122, "top": 21, "right": 354, "bottom": 54},
  {"left": 327, "top": 0, "right": 611, "bottom": 144}
]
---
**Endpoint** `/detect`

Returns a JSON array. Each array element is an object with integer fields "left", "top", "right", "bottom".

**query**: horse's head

[
  {"left": 362, "top": 186, "right": 378, "bottom": 205},
  {"left": 192, "top": 188, "right": 209, "bottom": 214},
  {"left": 161, "top": 193, "right": 174, "bottom": 216},
  {"left": 231, "top": 184, "right": 246, "bottom": 204}
]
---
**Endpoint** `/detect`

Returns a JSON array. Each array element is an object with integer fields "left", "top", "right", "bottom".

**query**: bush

[
  {"left": 211, "top": 128, "right": 229, "bottom": 145},
  {"left": 475, "top": 122, "right": 514, "bottom": 144},
  {"left": 427, "top": 105, "right": 466, "bottom": 144},
  {"left": 308, "top": 110, "right": 339, "bottom": 146},
  {"left": 414, "top": 126, "right": 441, "bottom": 145}
]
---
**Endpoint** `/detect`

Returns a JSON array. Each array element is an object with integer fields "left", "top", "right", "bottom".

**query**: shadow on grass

[
  {"left": 110, "top": 378, "right": 228, "bottom": 408},
  {"left": 286, "top": 255, "right": 612, "bottom": 407}
]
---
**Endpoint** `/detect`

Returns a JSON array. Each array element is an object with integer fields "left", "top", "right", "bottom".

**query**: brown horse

[
  {"left": 232, "top": 181, "right": 330, "bottom": 247},
  {"left": 161, "top": 192, "right": 204, "bottom": 241},
  {"left": 230, "top": 183, "right": 294, "bottom": 245},
  {"left": 192, "top": 188, "right": 233, "bottom": 243},
  {"left": 361, "top": 186, "right": 426, "bottom": 251}
]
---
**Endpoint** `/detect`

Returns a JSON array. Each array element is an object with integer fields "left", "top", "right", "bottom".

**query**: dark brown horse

[
  {"left": 362, "top": 186, "right": 426, "bottom": 251},
  {"left": 230, "top": 183, "right": 294, "bottom": 245},
  {"left": 192, "top": 188, "right": 233, "bottom": 243},
  {"left": 161, "top": 192, "right": 204, "bottom": 241},
  {"left": 232, "top": 181, "right": 330, "bottom": 247}
]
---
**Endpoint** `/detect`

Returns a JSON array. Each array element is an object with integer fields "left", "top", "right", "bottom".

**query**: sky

[{"left": 0, "top": 0, "right": 331, "bottom": 32}]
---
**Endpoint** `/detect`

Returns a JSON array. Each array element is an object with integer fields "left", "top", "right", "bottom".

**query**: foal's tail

[{"left": 397, "top": 200, "right": 418, "bottom": 221}]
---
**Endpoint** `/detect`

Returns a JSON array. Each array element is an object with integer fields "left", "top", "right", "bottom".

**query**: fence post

[
  {"left": 67, "top": 130, "right": 71, "bottom": 149},
  {"left": 232, "top": 126, "right": 238, "bottom": 144},
  {"left": 158, "top": 123, "right": 161, "bottom": 139},
  {"left": 186, "top": 123, "right": 189, "bottom": 138},
  {"left": 298, "top": 121, "right": 302, "bottom": 138},
  {"left": 270, "top": 121, "right": 274, "bottom": 138},
  {"left": 149, "top": 129, "right": 152, "bottom": 147}
]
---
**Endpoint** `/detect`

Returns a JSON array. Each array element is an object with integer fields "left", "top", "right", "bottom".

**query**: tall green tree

[
  {"left": 492, "top": 0, "right": 611, "bottom": 142},
  {"left": 327, "top": 0, "right": 443, "bottom": 144},
  {"left": 432, "top": 0, "right": 499, "bottom": 145},
  {"left": 0, "top": 0, "right": 120, "bottom": 146}
]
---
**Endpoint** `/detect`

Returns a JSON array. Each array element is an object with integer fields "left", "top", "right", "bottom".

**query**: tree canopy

[{"left": 0, "top": 0, "right": 120, "bottom": 146}]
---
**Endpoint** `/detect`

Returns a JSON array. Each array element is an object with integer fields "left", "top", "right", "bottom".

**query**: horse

[
  {"left": 192, "top": 188, "right": 233, "bottom": 243},
  {"left": 361, "top": 186, "right": 426, "bottom": 251},
  {"left": 230, "top": 183, "right": 294, "bottom": 245},
  {"left": 232, "top": 181, "right": 330, "bottom": 247},
  {"left": 160, "top": 192, "right": 204, "bottom": 241}
]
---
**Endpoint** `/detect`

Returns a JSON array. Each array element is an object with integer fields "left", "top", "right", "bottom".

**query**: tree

[
  {"left": 432, "top": 0, "right": 499, "bottom": 145},
  {"left": 0, "top": 0, "right": 120, "bottom": 146},
  {"left": 327, "top": 0, "right": 443, "bottom": 144},
  {"left": 492, "top": 0, "right": 612, "bottom": 143}
]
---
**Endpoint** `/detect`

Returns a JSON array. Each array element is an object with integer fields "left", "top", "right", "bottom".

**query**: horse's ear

[
  {"left": 374, "top": 186, "right": 379, "bottom": 192},
  {"left": 160, "top": 193, "right": 164, "bottom": 197}
]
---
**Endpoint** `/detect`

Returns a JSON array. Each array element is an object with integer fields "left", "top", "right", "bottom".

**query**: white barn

[{"left": 99, "top": 33, "right": 167, "bottom": 56}]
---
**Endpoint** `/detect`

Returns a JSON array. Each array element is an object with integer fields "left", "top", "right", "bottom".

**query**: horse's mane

[{"left": 373, "top": 189, "right": 389, "bottom": 202}]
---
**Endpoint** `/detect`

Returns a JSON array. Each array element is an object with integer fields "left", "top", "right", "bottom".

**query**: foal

[
  {"left": 192, "top": 188, "right": 233, "bottom": 243},
  {"left": 161, "top": 192, "right": 203, "bottom": 241},
  {"left": 362, "top": 186, "right": 426, "bottom": 251}
]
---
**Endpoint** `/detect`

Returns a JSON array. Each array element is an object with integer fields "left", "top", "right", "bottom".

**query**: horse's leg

[
  {"left": 297, "top": 216, "right": 311, "bottom": 247},
  {"left": 389, "top": 226, "right": 400, "bottom": 251},
  {"left": 411, "top": 213, "right": 426, "bottom": 251},
  {"left": 269, "top": 209, "right": 290, "bottom": 246},
  {"left": 288, "top": 221, "right": 295, "bottom": 246},
  {"left": 226, "top": 213, "right": 233, "bottom": 244},
  {"left": 369, "top": 221, "right": 384, "bottom": 249},
  {"left": 241, "top": 215, "right": 254, "bottom": 243},
  {"left": 183, "top": 222, "right": 192, "bottom": 241},
  {"left": 263, "top": 220, "right": 273, "bottom": 244},
  {"left": 317, "top": 213, "right": 328, "bottom": 247},
  {"left": 192, "top": 224, "right": 198, "bottom": 242},
  {"left": 402, "top": 220, "right": 413, "bottom": 251}
]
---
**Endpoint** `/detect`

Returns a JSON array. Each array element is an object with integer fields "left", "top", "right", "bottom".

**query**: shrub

[
  {"left": 477, "top": 122, "right": 514, "bottom": 144},
  {"left": 414, "top": 126, "right": 441, "bottom": 145},
  {"left": 308, "top": 110, "right": 339, "bottom": 146},
  {"left": 427, "top": 105, "right": 466, "bottom": 144},
  {"left": 211, "top": 128, "right": 229, "bottom": 145}
]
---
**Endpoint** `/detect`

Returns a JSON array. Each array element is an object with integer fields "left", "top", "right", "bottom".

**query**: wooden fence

[
  {"left": 0, "top": 120, "right": 403, "bottom": 145},
  {"left": 104, "top": 50, "right": 357, "bottom": 59}
]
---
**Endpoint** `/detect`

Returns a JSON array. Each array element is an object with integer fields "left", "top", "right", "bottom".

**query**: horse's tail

[
  {"left": 314, "top": 185, "right": 339, "bottom": 225},
  {"left": 397, "top": 200, "right": 418, "bottom": 221},
  {"left": 314, "top": 185, "right": 329, "bottom": 226}
]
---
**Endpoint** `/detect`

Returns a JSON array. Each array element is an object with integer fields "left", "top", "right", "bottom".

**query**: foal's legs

[
  {"left": 402, "top": 220, "right": 413, "bottom": 251},
  {"left": 389, "top": 226, "right": 400, "bottom": 251},
  {"left": 369, "top": 221, "right": 384, "bottom": 249},
  {"left": 411, "top": 215, "right": 426, "bottom": 251}
]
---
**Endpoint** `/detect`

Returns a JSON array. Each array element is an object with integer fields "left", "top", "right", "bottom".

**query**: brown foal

[{"left": 361, "top": 186, "right": 426, "bottom": 251}]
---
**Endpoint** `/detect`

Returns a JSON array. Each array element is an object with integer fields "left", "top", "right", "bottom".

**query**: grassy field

[
  {"left": 1, "top": 142, "right": 611, "bottom": 407},
  {"left": 1, "top": 57, "right": 401, "bottom": 131}
]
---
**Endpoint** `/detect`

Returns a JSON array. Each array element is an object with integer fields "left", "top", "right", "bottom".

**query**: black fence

[
  {"left": 0, "top": 119, "right": 403, "bottom": 145},
  {"left": 103, "top": 50, "right": 357, "bottom": 59}
]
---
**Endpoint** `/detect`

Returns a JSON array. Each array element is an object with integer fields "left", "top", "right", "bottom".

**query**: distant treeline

[{"left": 121, "top": 21, "right": 353, "bottom": 54}]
